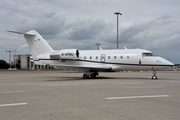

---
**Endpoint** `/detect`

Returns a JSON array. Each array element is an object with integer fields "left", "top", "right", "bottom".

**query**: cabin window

[
  {"left": 90, "top": 56, "right": 92, "bottom": 59},
  {"left": 108, "top": 56, "right": 110, "bottom": 59},
  {"left": 84, "top": 56, "right": 86, "bottom": 59},
  {"left": 127, "top": 56, "right": 129, "bottom": 59},
  {"left": 114, "top": 56, "right": 116, "bottom": 59},
  {"left": 120, "top": 56, "right": 123, "bottom": 59},
  {"left": 96, "top": 56, "right": 98, "bottom": 59}
]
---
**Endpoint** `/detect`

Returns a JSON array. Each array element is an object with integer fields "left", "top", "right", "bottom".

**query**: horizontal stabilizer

[{"left": 7, "top": 30, "right": 35, "bottom": 36}]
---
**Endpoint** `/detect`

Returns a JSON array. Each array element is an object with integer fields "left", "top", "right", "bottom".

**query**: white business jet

[{"left": 8, "top": 30, "right": 173, "bottom": 79}]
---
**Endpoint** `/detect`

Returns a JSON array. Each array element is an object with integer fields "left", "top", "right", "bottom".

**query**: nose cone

[
  {"left": 167, "top": 61, "right": 174, "bottom": 66},
  {"left": 160, "top": 57, "right": 174, "bottom": 66},
  {"left": 154, "top": 57, "right": 174, "bottom": 70}
]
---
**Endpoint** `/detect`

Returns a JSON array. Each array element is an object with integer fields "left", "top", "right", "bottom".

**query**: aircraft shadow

[{"left": 43, "top": 76, "right": 157, "bottom": 82}]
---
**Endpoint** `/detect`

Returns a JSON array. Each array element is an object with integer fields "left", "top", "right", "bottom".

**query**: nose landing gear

[{"left": 152, "top": 70, "right": 158, "bottom": 79}]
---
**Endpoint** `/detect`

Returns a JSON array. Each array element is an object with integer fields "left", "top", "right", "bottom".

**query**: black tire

[
  {"left": 83, "top": 74, "right": 89, "bottom": 79},
  {"left": 90, "top": 73, "right": 96, "bottom": 78},
  {"left": 152, "top": 75, "right": 158, "bottom": 80}
]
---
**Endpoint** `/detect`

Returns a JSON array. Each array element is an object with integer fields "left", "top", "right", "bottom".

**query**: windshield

[{"left": 142, "top": 53, "right": 156, "bottom": 57}]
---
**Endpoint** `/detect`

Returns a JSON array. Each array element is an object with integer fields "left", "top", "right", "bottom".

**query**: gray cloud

[{"left": 67, "top": 19, "right": 106, "bottom": 40}]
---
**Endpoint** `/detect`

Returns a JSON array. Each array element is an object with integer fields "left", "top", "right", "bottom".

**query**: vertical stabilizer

[{"left": 8, "top": 30, "right": 54, "bottom": 59}]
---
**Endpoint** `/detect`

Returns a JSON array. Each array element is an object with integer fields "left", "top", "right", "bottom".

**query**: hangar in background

[{"left": 13, "top": 54, "right": 53, "bottom": 70}]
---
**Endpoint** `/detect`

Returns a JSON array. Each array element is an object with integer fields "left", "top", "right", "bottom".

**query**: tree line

[{"left": 0, "top": 59, "right": 20, "bottom": 69}]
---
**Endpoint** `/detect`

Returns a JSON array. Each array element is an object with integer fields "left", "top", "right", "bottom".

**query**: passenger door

[{"left": 101, "top": 54, "right": 106, "bottom": 62}]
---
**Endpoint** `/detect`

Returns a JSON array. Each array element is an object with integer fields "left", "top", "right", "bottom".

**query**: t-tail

[{"left": 8, "top": 30, "right": 54, "bottom": 59}]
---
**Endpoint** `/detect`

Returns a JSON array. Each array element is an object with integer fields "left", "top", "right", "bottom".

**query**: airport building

[{"left": 13, "top": 54, "right": 53, "bottom": 70}]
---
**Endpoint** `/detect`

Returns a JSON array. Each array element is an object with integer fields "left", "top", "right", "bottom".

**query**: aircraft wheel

[
  {"left": 90, "top": 73, "right": 96, "bottom": 79},
  {"left": 152, "top": 75, "right": 158, "bottom": 80},
  {"left": 152, "top": 70, "right": 158, "bottom": 80},
  {"left": 83, "top": 74, "right": 89, "bottom": 79}
]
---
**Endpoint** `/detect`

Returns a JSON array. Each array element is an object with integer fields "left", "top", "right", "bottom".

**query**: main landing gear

[
  {"left": 152, "top": 70, "right": 158, "bottom": 79},
  {"left": 83, "top": 71, "right": 99, "bottom": 79}
]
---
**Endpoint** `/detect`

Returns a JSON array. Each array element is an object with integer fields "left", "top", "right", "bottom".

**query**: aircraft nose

[
  {"left": 168, "top": 61, "right": 174, "bottom": 66},
  {"left": 161, "top": 58, "right": 174, "bottom": 66}
]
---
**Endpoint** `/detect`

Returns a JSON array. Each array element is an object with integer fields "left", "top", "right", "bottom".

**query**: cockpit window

[{"left": 142, "top": 53, "right": 156, "bottom": 57}]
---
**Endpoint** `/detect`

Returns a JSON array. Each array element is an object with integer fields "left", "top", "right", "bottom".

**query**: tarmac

[{"left": 0, "top": 70, "right": 179, "bottom": 120}]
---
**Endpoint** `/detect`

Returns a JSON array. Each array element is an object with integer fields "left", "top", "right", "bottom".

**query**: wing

[{"left": 53, "top": 64, "right": 112, "bottom": 73}]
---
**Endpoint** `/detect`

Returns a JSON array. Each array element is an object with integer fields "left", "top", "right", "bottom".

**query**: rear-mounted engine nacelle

[{"left": 59, "top": 49, "right": 79, "bottom": 60}]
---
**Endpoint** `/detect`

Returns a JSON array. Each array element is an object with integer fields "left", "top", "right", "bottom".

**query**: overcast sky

[{"left": 0, "top": 0, "right": 180, "bottom": 63}]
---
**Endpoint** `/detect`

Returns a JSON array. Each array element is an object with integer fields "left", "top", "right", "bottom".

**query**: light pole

[
  {"left": 14, "top": 49, "right": 16, "bottom": 69},
  {"left": 114, "top": 11, "right": 122, "bottom": 49},
  {"left": 5, "top": 50, "right": 13, "bottom": 69}
]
